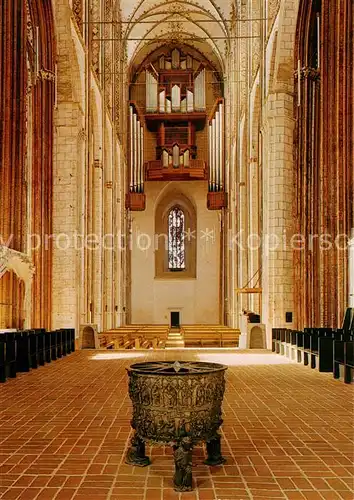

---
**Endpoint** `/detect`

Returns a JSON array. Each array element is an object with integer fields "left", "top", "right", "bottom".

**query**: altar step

[{"left": 166, "top": 328, "right": 185, "bottom": 348}]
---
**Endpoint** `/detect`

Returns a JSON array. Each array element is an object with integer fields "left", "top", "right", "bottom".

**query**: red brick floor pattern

[{"left": 0, "top": 350, "right": 353, "bottom": 500}]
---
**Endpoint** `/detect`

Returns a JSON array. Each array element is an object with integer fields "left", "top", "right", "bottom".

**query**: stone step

[{"left": 165, "top": 340, "right": 185, "bottom": 348}]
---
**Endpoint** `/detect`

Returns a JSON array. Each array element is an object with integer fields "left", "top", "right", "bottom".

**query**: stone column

[
  {"left": 77, "top": 129, "right": 87, "bottom": 330},
  {"left": 237, "top": 118, "right": 249, "bottom": 314},
  {"left": 92, "top": 159, "right": 103, "bottom": 331},
  {"left": 114, "top": 144, "right": 125, "bottom": 327},
  {"left": 52, "top": 103, "right": 82, "bottom": 329},
  {"left": 103, "top": 130, "right": 113, "bottom": 331},
  {"left": 262, "top": 93, "right": 295, "bottom": 344},
  {"left": 248, "top": 154, "right": 260, "bottom": 315}
]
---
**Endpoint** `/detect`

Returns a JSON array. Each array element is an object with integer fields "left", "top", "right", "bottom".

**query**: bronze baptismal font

[{"left": 125, "top": 360, "right": 227, "bottom": 492}]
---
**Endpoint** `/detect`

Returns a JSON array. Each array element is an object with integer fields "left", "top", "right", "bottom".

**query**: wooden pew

[
  {"left": 0, "top": 340, "right": 5, "bottom": 383},
  {"left": 1, "top": 328, "right": 76, "bottom": 383},
  {"left": 334, "top": 340, "right": 354, "bottom": 383},
  {"left": 34, "top": 329, "right": 46, "bottom": 366},
  {"left": 102, "top": 325, "right": 169, "bottom": 349},
  {"left": 122, "top": 334, "right": 135, "bottom": 349},
  {"left": 28, "top": 330, "right": 39, "bottom": 369},
  {"left": 183, "top": 328, "right": 221, "bottom": 347},
  {"left": 308, "top": 328, "right": 340, "bottom": 371},
  {"left": 0, "top": 332, "right": 16, "bottom": 382},
  {"left": 99, "top": 335, "right": 115, "bottom": 349},
  {"left": 45, "top": 331, "right": 52, "bottom": 363},
  {"left": 151, "top": 337, "right": 166, "bottom": 349},
  {"left": 272, "top": 328, "right": 287, "bottom": 354},
  {"left": 273, "top": 327, "right": 353, "bottom": 375},
  {"left": 134, "top": 336, "right": 143, "bottom": 349},
  {"left": 141, "top": 337, "right": 151, "bottom": 349},
  {"left": 183, "top": 325, "right": 240, "bottom": 348},
  {"left": 220, "top": 330, "right": 240, "bottom": 347},
  {"left": 15, "top": 331, "right": 31, "bottom": 372}
]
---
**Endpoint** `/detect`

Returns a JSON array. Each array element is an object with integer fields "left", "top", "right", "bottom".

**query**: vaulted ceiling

[{"left": 120, "top": 0, "right": 232, "bottom": 74}]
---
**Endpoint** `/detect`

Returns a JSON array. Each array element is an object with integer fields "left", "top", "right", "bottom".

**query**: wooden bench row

[
  {"left": 272, "top": 327, "right": 354, "bottom": 383},
  {"left": 98, "top": 332, "right": 167, "bottom": 350},
  {"left": 182, "top": 326, "right": 240, "bottom": 348},
  {"left": 99, "top": 335, "right": 116, "bottom": 349},
  {"left": 0, "top": 328, "right": 76, "bottom": 383},
  {"left": 333, "top": 340, "right": 354, "bottom": 384}
]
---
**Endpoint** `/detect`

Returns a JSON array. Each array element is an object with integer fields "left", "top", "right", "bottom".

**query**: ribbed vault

[{"left": 121, "top": 0, "right": 231, "bottom": 73}]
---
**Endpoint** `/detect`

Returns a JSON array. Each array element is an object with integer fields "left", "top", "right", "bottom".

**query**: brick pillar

[{"left": 0, "top": 0, "right": 27, "bottom": 328}]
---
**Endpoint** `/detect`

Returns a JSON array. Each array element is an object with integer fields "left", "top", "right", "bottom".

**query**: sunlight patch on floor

[
  {"left": 197, "top": 351, "right": 292, "bottom": 366},
  {"left": 90, "top": 351, "right": 146, "bottom": 360}
]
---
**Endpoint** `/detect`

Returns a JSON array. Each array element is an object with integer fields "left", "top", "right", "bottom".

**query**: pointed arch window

[{"left": 168, "top": 207, "right": 185, "bottom": 270}]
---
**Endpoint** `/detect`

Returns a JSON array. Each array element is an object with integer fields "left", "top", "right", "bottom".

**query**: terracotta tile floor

[{"left": 0, "top": 350, "right": 353, "bottom": 500}]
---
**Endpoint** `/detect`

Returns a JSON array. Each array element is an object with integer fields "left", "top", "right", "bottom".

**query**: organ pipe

[
  {"left": 219, "top": 102, "right": 224, "bottom": 189},
  {"left": 162, "top": 149, "right": 168, "bottom": 167},
  {"left": 215, "top": 111, "right": 219, "bottom": 190},
  {"left": 133, "top": 113, "right": 138, "bottom": 190},
  {"left": 172, "top": 85, "right": 181, "bottom": 111},
  {"left": 136, "top": 121, "right": 140, "bottom": 192},
  {"left": 212, "top": 117, "right": 216, "bottom": 191},
  {"left": 129, "top": 106, "right": 134, "bottom": 191},
  {"left": 173, "top": 144, "right": 179, "bottom": 168},
  {"left": 194, "top": 69, "right": 206, "bottom": 111},
  {"left": 140, "top": 125, "right": 144, "bottom": 192},
  {"left": 146, "top": 71, "right": 158, "bottom": 112},
  {"left": 208, "top": 101, "right": 225, "bottom": 193},
  {"left": 209, "top": 124, "right": 213, "bottom": 190},
  {"left": 159, "top": 90, "right": 165, "bottom": 112},
  {"left": 129, "top": 107, "right": 144, "bottom": 193},
  {"left": 187, "top": 90, "right": 194, "bottom": 112},
  {"left": 181, "top": 98, "right": 187, "bottom": 112},
  {"left": 184, "top": 149, "right": 190, "bottom": 167}
]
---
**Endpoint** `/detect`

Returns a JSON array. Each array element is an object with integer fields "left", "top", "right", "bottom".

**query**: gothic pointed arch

[{"left": 155, "top": 190, "right": 196, "bottom": 278}]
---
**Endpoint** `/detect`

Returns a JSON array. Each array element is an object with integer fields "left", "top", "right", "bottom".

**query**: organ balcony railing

[{"left": 145, "top": 159, "right": 207, "bottom": 181}]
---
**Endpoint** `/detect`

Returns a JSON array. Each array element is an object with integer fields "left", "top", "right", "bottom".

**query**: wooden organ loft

[{"left": 125, "top": 47, "right": 227, "bottom": 211}]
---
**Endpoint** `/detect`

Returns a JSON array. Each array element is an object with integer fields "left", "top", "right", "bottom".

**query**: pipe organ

[{"left": 128, "top": 46, "right": 226, "bottom": 210}]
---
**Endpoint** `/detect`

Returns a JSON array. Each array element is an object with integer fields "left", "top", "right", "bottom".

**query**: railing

[{"left": 145, "top": 159, "right": 206, "bottom": 181}]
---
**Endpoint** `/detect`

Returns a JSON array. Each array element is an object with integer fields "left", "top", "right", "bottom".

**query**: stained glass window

[{"left": 168, "top": 207, "right": 185, "bottom": 270}]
